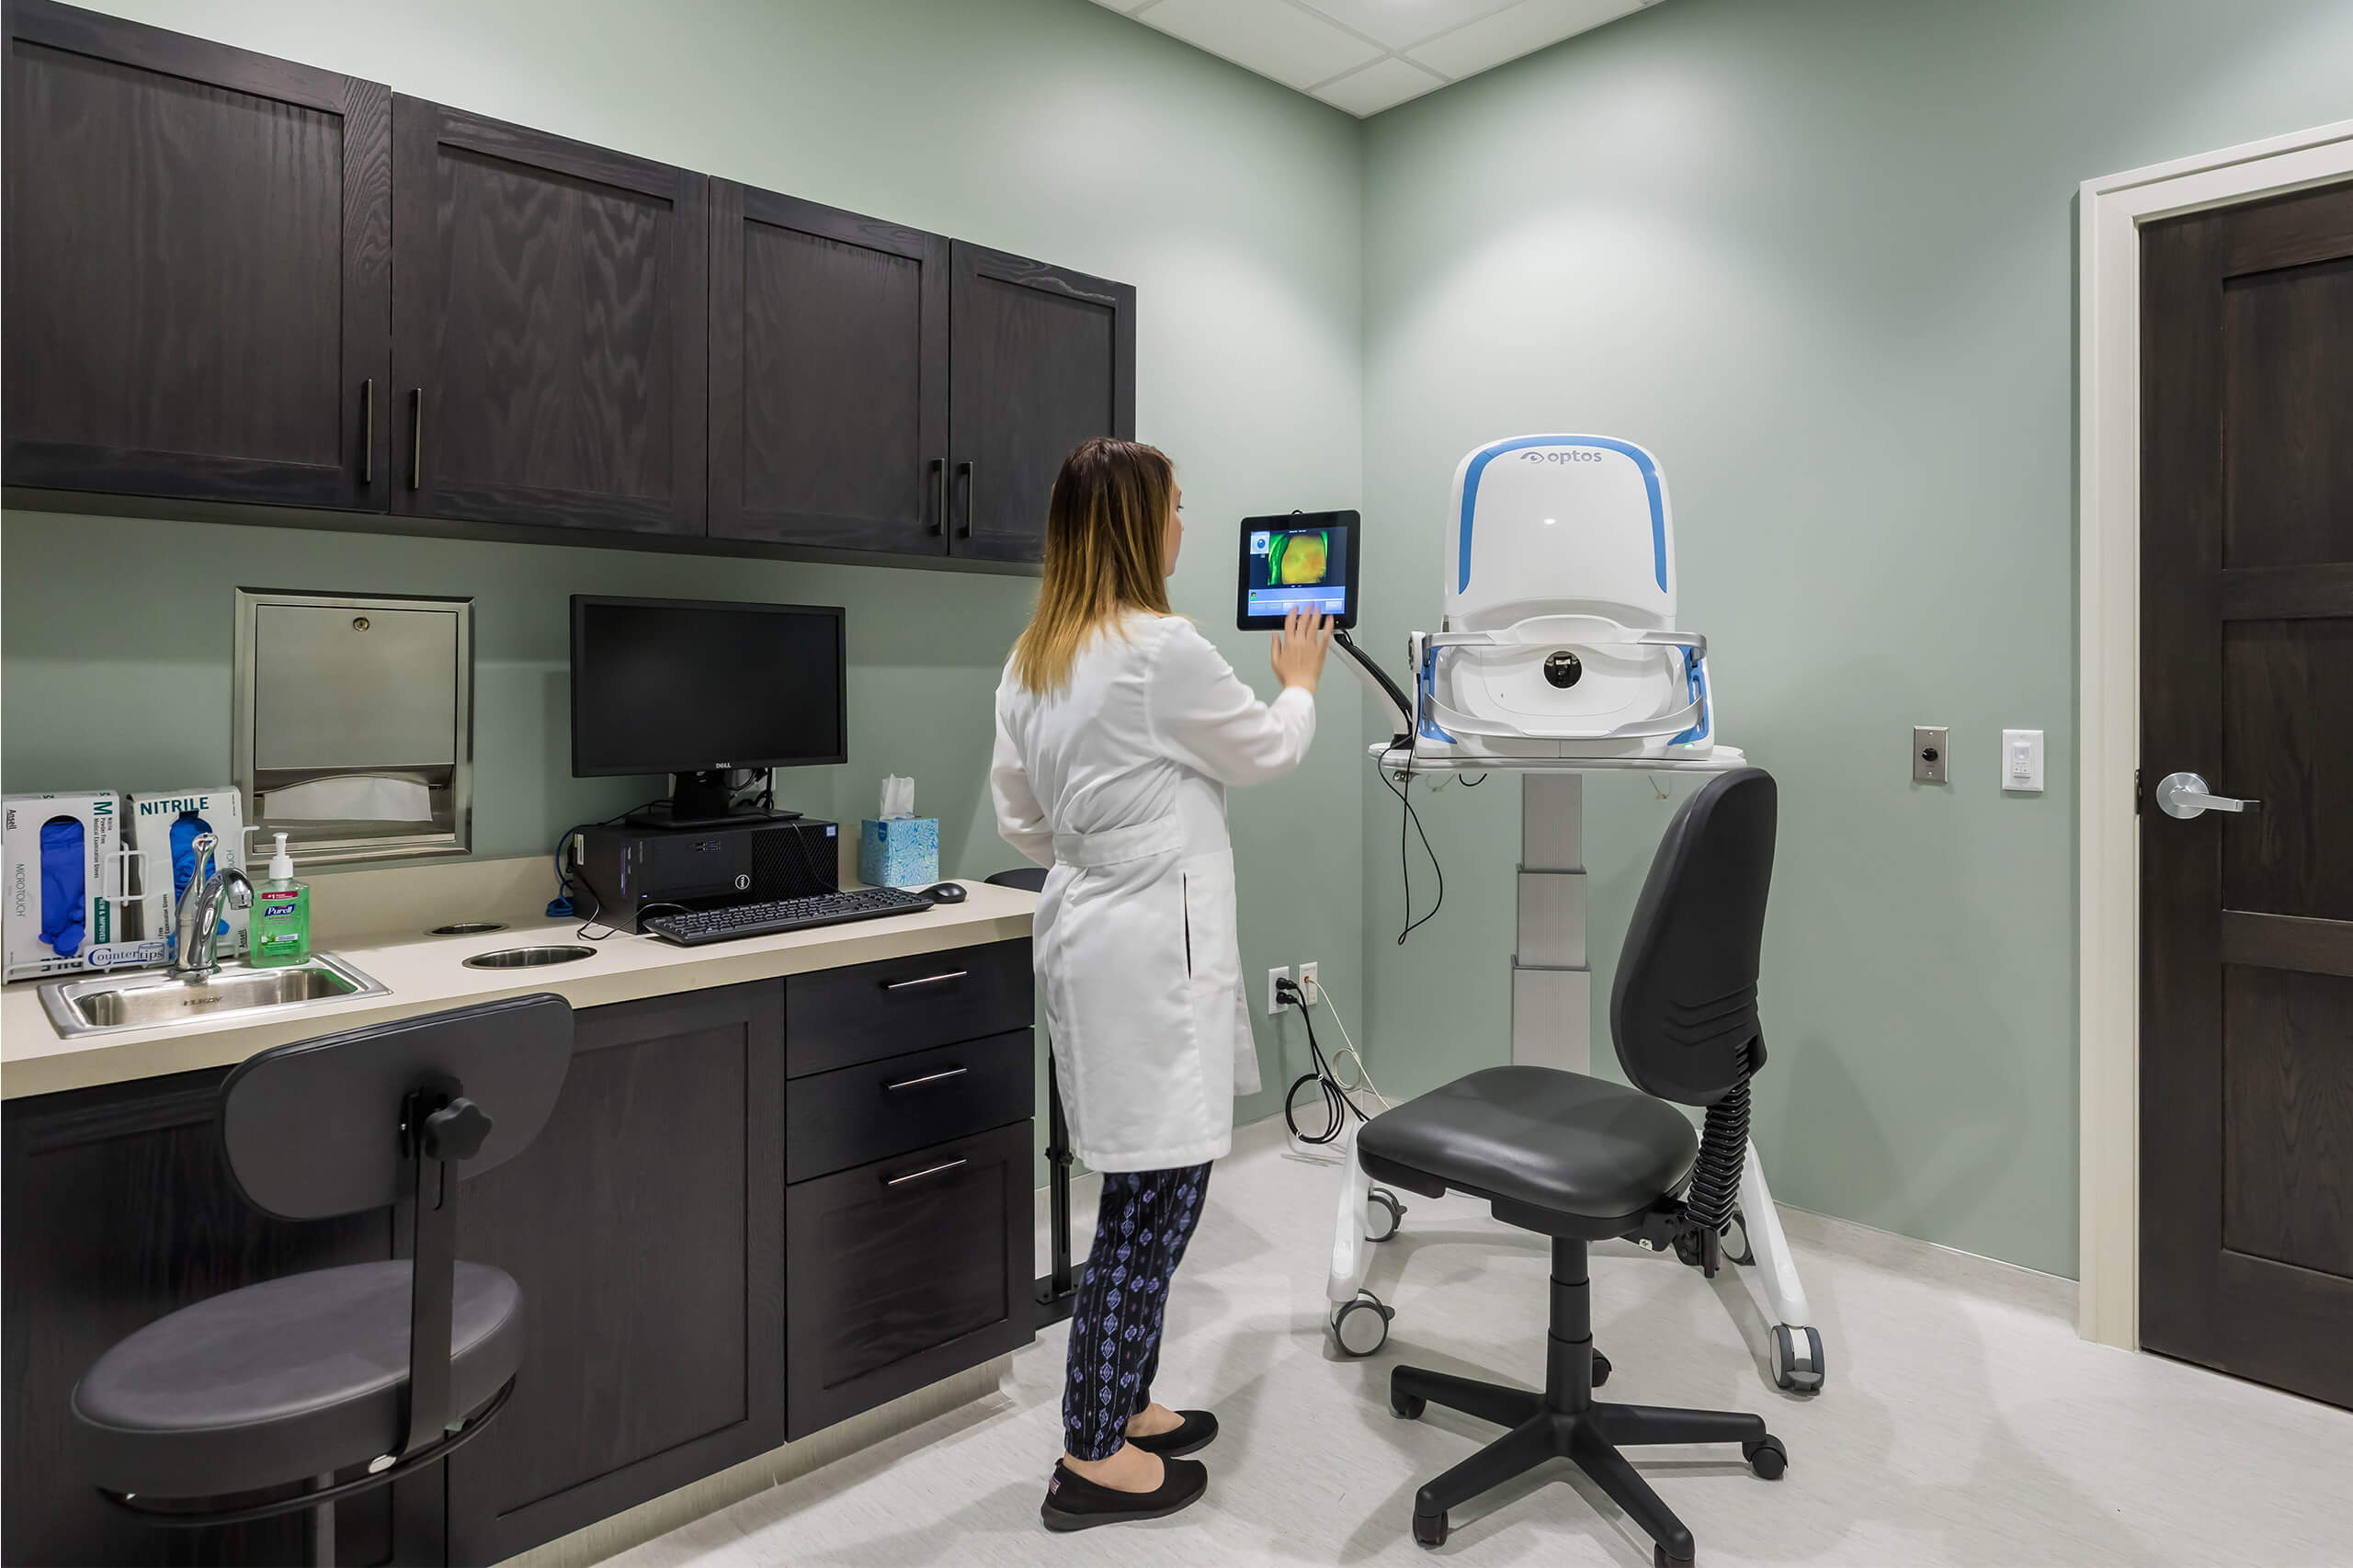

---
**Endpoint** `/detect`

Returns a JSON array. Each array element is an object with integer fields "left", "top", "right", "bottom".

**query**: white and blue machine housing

[{"left": 1407, "top": 434, "right": 1716, "bottom": 762}]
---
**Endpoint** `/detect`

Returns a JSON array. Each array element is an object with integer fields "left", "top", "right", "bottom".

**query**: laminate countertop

[{"left": 1, "top": 881, "right": 1036, "bottom": 1100}]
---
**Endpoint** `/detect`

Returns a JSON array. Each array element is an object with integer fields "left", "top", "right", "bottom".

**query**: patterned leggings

[{"left": 1062, "top": 1162, "right": 1213, "bottom": 1460}]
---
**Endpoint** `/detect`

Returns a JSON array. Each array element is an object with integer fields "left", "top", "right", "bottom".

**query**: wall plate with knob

[{"left": 1913, "top": 726, "right": 1949, "bottom": 785}]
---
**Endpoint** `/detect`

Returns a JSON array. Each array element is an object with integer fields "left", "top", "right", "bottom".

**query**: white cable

[{"left": 1316, "top": 987, "right": 1392, "bottom": 1113}]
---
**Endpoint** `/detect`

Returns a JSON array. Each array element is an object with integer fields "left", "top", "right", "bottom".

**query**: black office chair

[
  {"left": 984, "top": 865, "right": 1082, "bottom": 1326},
  {"left": 71, "top": 994, "right": 574, "bottom": 1567},
  {"left": 1358, "top": 768, "right": 1785, "bottom": 1566}
]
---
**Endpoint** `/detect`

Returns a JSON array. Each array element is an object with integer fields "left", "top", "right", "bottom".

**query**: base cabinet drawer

[
  {"left": 786, "top": 1119, "right": 1033, "bottom": 1437},
  {"left": 785, "top": 939, "right": 1031, "bottom": 1076},
  {"left": 786, "top": 1028, "right": 1032, "bottom": 1183}
]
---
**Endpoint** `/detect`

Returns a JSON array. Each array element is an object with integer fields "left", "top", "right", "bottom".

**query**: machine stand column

[{"left": 1513, "top": 770, "right": 1589, "bottom": 1074}]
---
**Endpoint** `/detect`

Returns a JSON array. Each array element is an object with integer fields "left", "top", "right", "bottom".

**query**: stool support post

[
  {"left": 306, "top": 1471, "right": 335, "bottom": 1568},
  {"left": 1544, "top": 1237, "right": 1593, "bottom": 1414}
]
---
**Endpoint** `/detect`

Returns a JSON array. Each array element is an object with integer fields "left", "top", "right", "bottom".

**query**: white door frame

[{"left": 2076, "top": 119, "right": 2353, "bottom": 1350}]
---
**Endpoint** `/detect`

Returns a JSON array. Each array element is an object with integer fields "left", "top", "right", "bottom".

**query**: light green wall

[
  {"left": 1357, "top": 0, "right": 2353, "bottom": 1276},
  {"left": 0, "top": 0, "right": 1369, "bottom": 1137}
]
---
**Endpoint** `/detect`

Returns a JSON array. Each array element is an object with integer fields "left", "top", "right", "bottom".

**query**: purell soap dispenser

[{"left": 250, "top": 833, "right": 312, "bottom": 968}]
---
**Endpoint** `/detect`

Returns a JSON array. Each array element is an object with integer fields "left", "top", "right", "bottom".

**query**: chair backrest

[
  {"left": 219, "top": 994, "right": 573, "bottom": 1221},
  {"left": 1609, "top": 768, "right": 1776, "bottom": 1107},
  {"left": 985, "top": 867, "right": 1048, "bottom": 893}
]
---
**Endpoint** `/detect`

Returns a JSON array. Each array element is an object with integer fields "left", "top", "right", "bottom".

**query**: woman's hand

[{"left": 1270, "top": 606, "right": 1334, "bottom": 693}]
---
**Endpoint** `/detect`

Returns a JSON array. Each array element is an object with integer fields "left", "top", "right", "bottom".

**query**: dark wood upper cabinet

[
  {"left": 710, "top": 183, "right": 949, "bottom": 554},
  {"left": 1, "top": 0, "right": 391, "bottom": 507},
  {"left": 949, "top": 243, "right": 1135, "bottom": 563},
  {"left": 391, "top": 97, "right": 707, "bottom": 535}
]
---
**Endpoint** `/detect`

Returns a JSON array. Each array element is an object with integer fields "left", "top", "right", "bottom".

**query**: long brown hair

[{"left": 1009, "top": 437, "right": 1176, "bottom": 694}]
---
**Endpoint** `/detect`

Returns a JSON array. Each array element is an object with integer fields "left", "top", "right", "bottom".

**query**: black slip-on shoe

[
  {"left": 1125, "top": 1409, "right": 1219, "bottom": 1458},
  {"left": 1040, "top": 1456, "right": 1208, "bottom": 1531}
]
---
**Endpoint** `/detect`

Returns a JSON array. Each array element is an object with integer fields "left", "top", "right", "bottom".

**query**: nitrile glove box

[
  {"left": 3, "top": 790, "right": 166, "bottom": 981},
  {"left": 858, "top": 818, "right": 938, "bottom": 889},
  {"left": 129, "top": 786, "right": 251, "bottom": 962}
]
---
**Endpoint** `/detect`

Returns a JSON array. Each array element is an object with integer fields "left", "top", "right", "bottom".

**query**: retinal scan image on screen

[{"left": 1245, "top": 527, "right": 1349, "bottom": 618}]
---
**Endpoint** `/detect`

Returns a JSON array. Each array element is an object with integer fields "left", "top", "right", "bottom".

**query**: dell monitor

[{"left": 570, "top": 595, "right": 847, "bottom": 825}]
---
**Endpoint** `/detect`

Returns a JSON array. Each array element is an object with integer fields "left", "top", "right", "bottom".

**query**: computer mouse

[{"left": 922, "top": 881, "right": 967, "bottom": 904}]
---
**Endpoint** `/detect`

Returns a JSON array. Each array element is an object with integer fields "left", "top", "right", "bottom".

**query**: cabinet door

[
  {"left": 786, "top": 1119, "right": 1033, "bottom": 1437},
  {"left": 391, "top": 97, "right": 706, "bottom": 535},
  {"left": 710, "top": 183, "right": 949, "bottom": 554},
  {"left": 2, "top": 0, "right": 390, "bottom": 507},
  {"left": 948, "top": 243, "right": 1134, "bottom": 563},
  {"left": 447, "top": 983, "right": 783, "bottom": 1563},
  {"left": 1, "top": 1071, "right": 403, "bottom": 1568}
]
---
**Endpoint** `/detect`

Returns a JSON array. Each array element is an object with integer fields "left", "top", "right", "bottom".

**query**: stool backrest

[
  {"left": 1609, "top": 768, "right": 1776, "bottom": 1107},
  {"left": 220, "top": 994, "right": 574, "bottom": 1221},
  {"left": 984, "top": 867, "right": 1048, "bottom": 893}
]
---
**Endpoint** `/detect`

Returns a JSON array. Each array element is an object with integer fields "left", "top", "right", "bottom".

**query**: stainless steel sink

[
  {"left": 461, "top": 945, "right": 597, "bottom": 970},
  {"left": 40, "top": 954, "right": 391, "bottom": 1038}
]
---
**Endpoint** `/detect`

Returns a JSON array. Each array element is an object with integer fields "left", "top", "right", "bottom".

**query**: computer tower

[{"left": 573, "top": 818, "right": 839, "bottom": 933}]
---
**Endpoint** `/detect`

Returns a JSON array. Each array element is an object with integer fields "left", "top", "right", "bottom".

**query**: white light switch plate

[{"left": 2002, "top": 729, "right": 2044, "bottom": 792}]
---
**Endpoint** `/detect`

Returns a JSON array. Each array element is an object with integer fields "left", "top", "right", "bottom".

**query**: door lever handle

[{"left": 2154, "top": 771, "right": 2258, "bottom": 819}]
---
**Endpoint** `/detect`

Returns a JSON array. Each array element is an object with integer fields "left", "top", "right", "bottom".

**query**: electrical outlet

[
  {"left": 1299, "top": 961, "right": 1320, "bottom": 1005},
  {"left": 1267, "top": 965, "right": 1292, "bottom": 1016}
]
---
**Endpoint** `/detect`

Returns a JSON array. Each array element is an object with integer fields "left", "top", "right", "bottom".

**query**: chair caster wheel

[
  {"left": 1654, "top": 1544, "right": 1695, "bottom": 1567},
  {"left": 1770, "top": 1324, "right": 1824, "bottom": 1393},
  {"left": 1366, "top": 1187, "right": 1406, "bottom": 1242},
  {"left": 1334, "top": 1291, "right": 1392, "bottom": 1357},
  {"left": 1391, "top": 1388, "right": 1426, "bottom": 1420},
  {"left": 1591, "top": 1348, "right": 1611, "bottom": 1388},
  {"left": 1744, "top": 1433, "right": 1787, "bottom": 1480},
  {"left": 1413, "top": 1509, "right": 1448, "bottom": 1548}
]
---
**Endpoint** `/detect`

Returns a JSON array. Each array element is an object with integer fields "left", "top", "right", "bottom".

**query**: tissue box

[
  {"left": 130, "top": 786, "right": 251, "bottom": 961},
  {"left": 3, "top": 791, "right": 166, "bottom": 981},
  {"left": 858, "top": 818, "right": 939, "bottom": 889}
]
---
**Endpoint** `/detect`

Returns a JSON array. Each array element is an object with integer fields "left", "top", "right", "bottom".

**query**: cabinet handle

[
  {"left": 928, "top": 457, "right": 945, "bottom": 536},
  {"left": 408, "top": 388, "right": 424, "bottom": 490},
  {"left": 883, "top": 1065, "right": 968, "bottom": 1092},
  {"left": 884, "top": 1157, "right": 967, "bottom": 1188},
  {"left": 360, "top": 378, "right": 374, "bottom": 483},
  {"left": 883, "top": 970, "right": 968, "bottom": 992},
  {"left": 957, "top": 459, "right": 974, "bottom": 537}
]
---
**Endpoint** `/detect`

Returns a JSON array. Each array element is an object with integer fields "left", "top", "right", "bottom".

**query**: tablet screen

[{"left": 1237, "top": 511, "right": 1358, "bottom": 629}]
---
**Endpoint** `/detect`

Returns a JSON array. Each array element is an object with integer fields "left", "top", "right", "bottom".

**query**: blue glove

[
  {"left": 39, "top": 817, "right": 85, "bottom": 957},
  {"left": 169, "top": 811, "right": 227, "bottom": 936}
]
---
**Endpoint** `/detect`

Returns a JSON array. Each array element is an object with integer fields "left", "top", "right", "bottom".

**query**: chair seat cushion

[
  {"left": 1358, "top": 1066, "right": 1698, "bottom": 1228},
  {"left": 73, "top": 1260, "right": 521, "bottom": 1500}
]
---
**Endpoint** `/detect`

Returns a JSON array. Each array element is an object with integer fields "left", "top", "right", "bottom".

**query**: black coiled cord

[{"left": 1279, "top": 978, "right": 1367, "bottom": 1145}]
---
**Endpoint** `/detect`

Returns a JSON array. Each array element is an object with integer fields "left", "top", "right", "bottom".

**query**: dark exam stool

[
  {"left": 70, "top": 994, "right": 574, "bottom": 1566},
  {"left": 984, "top": 864, "right": 1080, "bottom": 1327},
  {"left": 1360, "top": 767, "right": 1788, "bottom": 1565}
]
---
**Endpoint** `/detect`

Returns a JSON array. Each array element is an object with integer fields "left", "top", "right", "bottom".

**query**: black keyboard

[{"left": 642, "top": 887, "right": 935, "bottom": 946}]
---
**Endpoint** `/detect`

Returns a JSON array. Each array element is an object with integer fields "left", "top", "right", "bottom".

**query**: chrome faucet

[{"left": 171, "top": 833, "right": 255, "bottom": 979}]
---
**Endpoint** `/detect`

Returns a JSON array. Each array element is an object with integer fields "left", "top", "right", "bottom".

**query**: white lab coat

[{"left": 992, "top": 612, "right": 1316, "bottom": 1172}]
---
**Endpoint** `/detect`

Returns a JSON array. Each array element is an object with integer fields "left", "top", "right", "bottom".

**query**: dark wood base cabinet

[{"left": 2, "top": 940, "right": 1034, "bottom": 1565}]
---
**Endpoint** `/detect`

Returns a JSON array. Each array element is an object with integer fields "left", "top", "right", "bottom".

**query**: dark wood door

[
  {"left": 447, "top": 983, "right": 784, "bottom": 1562},
  {"left": 786, "top": 1119, "right": 1033, "bottom": 1437},
  {"left": 710, "top": 184, "right": 949, "bottom": 553},
  {"left": 2, "top": 0, "right": 390, "bottom": 507},
  {"left": 2142, "top": 178, "right": 2353, "bottom": 1410},
  {"left": 948, "top": 243, "right": 1134, "bottom": 563},
  {"left": 1, "top": 1070, "right": 404, "bottom": 1567},
  {"left": 391, "top": 97, "right": 706, "bottom": 535}
]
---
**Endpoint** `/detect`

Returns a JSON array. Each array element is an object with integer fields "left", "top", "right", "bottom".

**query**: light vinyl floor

[{"left": 608, "top": 1118, "right": 2353, "bottom": 1568}]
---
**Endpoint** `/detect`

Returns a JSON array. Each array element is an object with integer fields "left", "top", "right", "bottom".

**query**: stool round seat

[
  {"left": 74, "top": 1260, "right": 523, "bottom": 1500},
  {"left": 1358, "top": 1065, "right": 1698, "bottom": 1233}
]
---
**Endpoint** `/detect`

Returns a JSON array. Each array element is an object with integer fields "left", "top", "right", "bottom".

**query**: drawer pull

[
  {"left": 883, "top": 1066, "right": 969, "bottom": 1092},
  {"left": 884, "top": 1157, "right": 968, "bottom": 1187},
  {"left": 882, "top": 970, "right": 969, "bottom": 992}
]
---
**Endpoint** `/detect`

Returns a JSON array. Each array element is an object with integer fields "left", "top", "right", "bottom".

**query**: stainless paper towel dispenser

[{"left": 233, "top": 589, "right": 473, "bottom": 863}]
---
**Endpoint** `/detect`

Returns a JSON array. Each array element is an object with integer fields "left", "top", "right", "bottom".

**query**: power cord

[
  {"left": 1382, "top": 762, "right": 1445, "bottom": 944},
  {"left": 1279, "top": 974, "right": 1391, "bottom": 1159}
]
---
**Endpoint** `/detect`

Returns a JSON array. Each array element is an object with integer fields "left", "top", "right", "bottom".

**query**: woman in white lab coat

[{"left": 992, "top": 436, "right": 1329, "bottom": 1529}]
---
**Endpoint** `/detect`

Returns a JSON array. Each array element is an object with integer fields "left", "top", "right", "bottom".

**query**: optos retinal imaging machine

[{"left": 1281, "top": 435, "right": 1825, "bottom": 1396}]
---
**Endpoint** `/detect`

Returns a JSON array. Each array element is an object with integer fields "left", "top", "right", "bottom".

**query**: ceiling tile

[
  {"left": 1137, "top": 0, "right": 1385, "bottom": 91},
  {"left": 1290, "top": 0, "right": 1515, "bottom": 51},
  {"left": 1404, "top": 0, "right": 1650, "bottom": 81},
  {"left": 1311, "top": 54, "right": 1451, "bottom": 115}
]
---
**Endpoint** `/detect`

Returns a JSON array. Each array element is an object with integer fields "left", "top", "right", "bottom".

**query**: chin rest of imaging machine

[{"left": 1324, "top": 434, "right": 1824, "bottom": 1396}]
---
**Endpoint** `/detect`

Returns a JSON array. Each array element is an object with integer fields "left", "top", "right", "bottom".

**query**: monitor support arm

[{"left": 1333, "top": 628, "right": 1413, "bottom": 748}]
